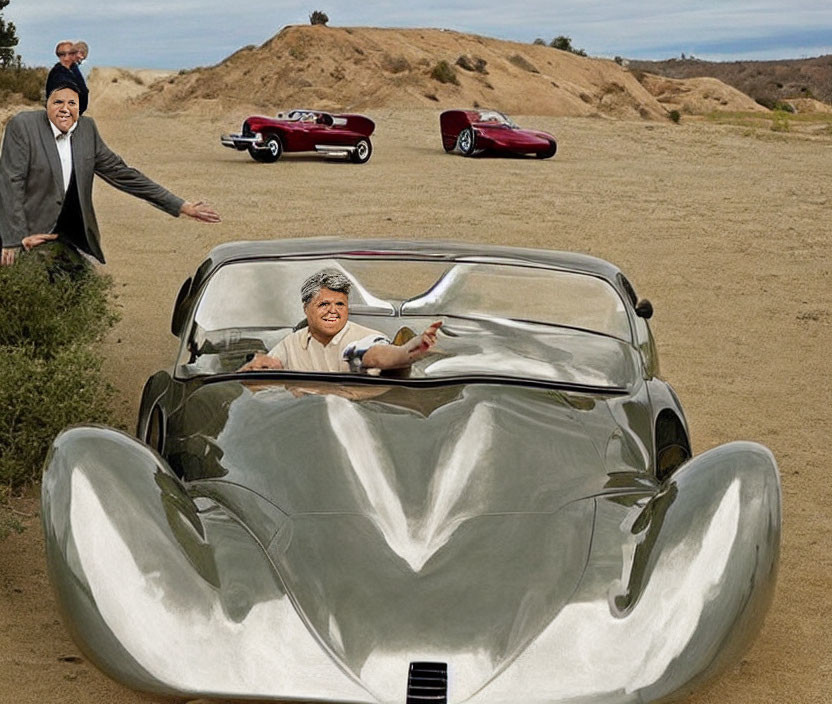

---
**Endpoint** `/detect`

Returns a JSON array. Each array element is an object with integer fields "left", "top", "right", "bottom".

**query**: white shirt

[
  {"left": 267, "top": 321, "right": 390, "bottom": 372},
  {"left": 49, "top": 120, "right": 78, "bottom": 193}
]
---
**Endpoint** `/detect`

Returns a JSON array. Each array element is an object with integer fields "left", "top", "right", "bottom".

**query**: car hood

[
  {"left": 175, "top": 381, "right": 654, "bottom": 695},
  {"left": 179, "top": 381, "right": 646, "bottom": 517}
]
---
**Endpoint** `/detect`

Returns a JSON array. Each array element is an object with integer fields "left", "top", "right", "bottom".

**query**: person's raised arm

[
  {"left": 92, "top": 120, "right": 220, "bottom": 222},
  {"left": 362, "top": 320, "right": 442, "bottom": 370}
]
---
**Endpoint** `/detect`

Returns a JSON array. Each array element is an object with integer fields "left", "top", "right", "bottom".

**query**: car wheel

[
  {"left": 457, "top": 128, "right": 475, "bottom": 156},
  {"left": 537, "top": 140, "right": 557, "bottom": 159},
  {"left": 351, "top": 138, "right": 372, "bottom": 164},
  {"left": 249, "top": 135, "right": 283, "bottom": 163}
]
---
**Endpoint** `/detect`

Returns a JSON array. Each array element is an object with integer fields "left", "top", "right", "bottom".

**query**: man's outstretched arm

[{"left": 362, "top": 320, "right": 442, "bottom": 370}]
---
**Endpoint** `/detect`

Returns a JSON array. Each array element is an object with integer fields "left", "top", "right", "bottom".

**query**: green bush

[
  {"left": 669, "top": 109, "right": 681, "bottom": 123},
  {"left": 0, "top": 64, "right": 47, "bottom": 103},
  {"left": 0, "top": 344, "right": 117, "bottom": 488},
  {"left": 549, "top": 35, "right": 587, "bottom": 57},
  {"left": 0, "top": 247, "right": 120, "bottom": 491},
  {"left": 430, "top": 60, "right": 459, "bottom": 85},
  {"left": 0, "top": 249, "right": 118, "bottom": 353}
]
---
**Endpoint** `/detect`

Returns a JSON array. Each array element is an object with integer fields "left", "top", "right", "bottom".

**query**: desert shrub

[
  {"left": 755, "top": 96, "right": 795, "bottom": 113},
  {"left": 669, "top": 109, "right": 681, "bottom": 123},
  {"left": 0, "top": 250, "right": 120, "bottom": 491},
  {"left": 0, "top": 64, "right": 47, "bottom": 103},
  {"left": 430, "top": 60, "right": 459, "bottom": 85},
  {"left": 509, "top": 54, "right": 539, "bottom": 73},
  {"left": 288, "top": 46, "right": 307, "bottom": 61},
  {"left": 456, "top": 55, "right": 475, "bottom": 71},
  {"left": 0, "top": 251, "right": 118, "bottom": 352},
  {"left": 455, "top": 55, "right": 486, "bottom": 74},
  {"left": 309, "top": 10, "right": 329, "bottom": 26},
  {"left": 532, "top": 38, "right": 547, "bottom": 46},
  {"left": 0, "top": 344, "right": 117, "bottom": 488},
  {"left": 382, "top": 54, "right": 410, "bottom": 74}
]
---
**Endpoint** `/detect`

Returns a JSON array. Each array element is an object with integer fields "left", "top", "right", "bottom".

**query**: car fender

[{"left": 41, "top": 426, "right": 371, "bottom": 700}]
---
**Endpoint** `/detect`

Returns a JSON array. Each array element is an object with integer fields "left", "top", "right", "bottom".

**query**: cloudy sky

[{"left": 6, "top": 1, "right": 832, "bottom": 69}]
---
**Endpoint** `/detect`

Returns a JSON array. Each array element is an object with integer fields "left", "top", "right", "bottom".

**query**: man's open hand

[{"left": 180, "top": 201, "right": 221, "bottom": 223}]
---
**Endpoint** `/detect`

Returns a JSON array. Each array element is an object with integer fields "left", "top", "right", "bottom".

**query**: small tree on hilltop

[
  {"left": 0, "top": 0, "right": 20, "bottom": 68},
  {"left": 550, "top": 35, "right": 587, "bottom": 57},
  {"left": 309, "top": 10, "right": 329, "bottom": 26}
]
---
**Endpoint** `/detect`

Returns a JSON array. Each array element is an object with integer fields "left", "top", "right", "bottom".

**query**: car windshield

[
  {"left": 180, "top": 257, "right": 636, "bottom": 388},
  {"left": 476, "top": 111, "right": 516, "bottom": 127},
  {"left": 280, "top": 110, "right": 317, "bottom": 121}
]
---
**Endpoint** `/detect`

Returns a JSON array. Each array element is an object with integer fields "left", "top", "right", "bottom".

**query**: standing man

[
  {"left": 0, "top": 77, "right": 219, "bottom": 267},
  {"left": 47, "top": 40, "right": 88, "bottom": 114},
  {"left": 73, "top": 41, "right": 90, "bottom": 79}
]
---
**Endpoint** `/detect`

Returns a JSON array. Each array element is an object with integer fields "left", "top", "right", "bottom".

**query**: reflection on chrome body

[{"left": 43, "top": 239, "right": 780, "bottom": 703}]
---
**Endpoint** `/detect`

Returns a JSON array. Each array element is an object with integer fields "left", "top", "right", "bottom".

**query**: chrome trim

[{"left": 314, "top": 144, "right": 356, "bottom": 158}]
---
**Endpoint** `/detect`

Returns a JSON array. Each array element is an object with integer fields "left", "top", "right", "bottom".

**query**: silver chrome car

[{"left": 42, "top": 238, "right": 780, "bottom": 703}]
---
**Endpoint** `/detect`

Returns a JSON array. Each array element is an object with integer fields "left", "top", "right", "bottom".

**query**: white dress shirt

[{"left": 49, "top": 120, "right": 78, "bottom": 193}]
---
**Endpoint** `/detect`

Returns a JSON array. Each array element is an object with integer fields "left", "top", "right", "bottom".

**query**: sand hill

[
  {"left": 636, "top": 73, "right": 768, "bottom": 114},
  {"left": 134, "top": 25, "right": 760, "bottom": 120}
]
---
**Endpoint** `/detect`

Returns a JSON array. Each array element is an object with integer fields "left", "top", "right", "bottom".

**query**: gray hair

[{"left": 301, "top": 269, "right": 351, "bottom": 306}]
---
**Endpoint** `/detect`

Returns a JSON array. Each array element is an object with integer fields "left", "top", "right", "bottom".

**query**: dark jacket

[
  {"left": 0, "top": 111, "right": 184, "bottom": 263},
  {"left": 47, "top": 63, "right": 89, "bottom": 114}
]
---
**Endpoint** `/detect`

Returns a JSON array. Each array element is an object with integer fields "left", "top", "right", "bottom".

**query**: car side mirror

[{"left": 635, "top": 299, "right": 653, "bottom": 319}]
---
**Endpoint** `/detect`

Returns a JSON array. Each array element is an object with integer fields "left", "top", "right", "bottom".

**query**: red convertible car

[
  {"left": 440, "top": 109, "right": 557, "bottom": 159},
  {"left": 221, "top": 109, "right": 375, "bottom": 164}
]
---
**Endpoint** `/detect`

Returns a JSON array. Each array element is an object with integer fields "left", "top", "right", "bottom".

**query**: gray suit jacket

[{"left": 0, "top": 110, "right": 184, "bottom": 263}]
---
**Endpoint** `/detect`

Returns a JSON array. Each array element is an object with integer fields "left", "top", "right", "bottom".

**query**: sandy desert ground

[{"left": 1, "top": 92, "right": 831, "bottom": 704}]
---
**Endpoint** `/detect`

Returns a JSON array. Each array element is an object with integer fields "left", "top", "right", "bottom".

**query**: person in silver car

[{"left": 240, "top": 269, "right": 442, "bottom": 373}]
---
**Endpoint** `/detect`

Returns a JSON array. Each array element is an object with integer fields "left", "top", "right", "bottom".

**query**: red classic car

[
  {"left": 221, "top": 109, "right": 375, "bottom": 164},
  {"left": 440, "top": 109, "right": 557, "bottom": 159}
]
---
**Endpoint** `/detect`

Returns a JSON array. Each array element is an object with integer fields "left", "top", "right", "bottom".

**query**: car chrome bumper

[{"left": 220, "top": 133, "right": 264, "bottom": 151}]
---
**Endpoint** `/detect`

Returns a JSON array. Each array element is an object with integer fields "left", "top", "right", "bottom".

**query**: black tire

[
  {"left": 536, "top": 139, "right": 557, "bottom": 159},
  {"left": 350, "top": 138, "right": 372, "bottom": 164},
  {"left": 248, "top": 135, "right": 283, "bottom": 163},
  {"left": 457, "top": 128, "right": 475, "bottom": 156}
]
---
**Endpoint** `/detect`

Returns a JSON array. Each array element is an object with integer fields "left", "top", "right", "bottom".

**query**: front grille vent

[{"left": 406, "top": 661, "right": 448, "bottom": 704}]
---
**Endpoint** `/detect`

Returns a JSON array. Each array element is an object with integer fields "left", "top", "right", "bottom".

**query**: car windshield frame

[{"left": 176, "top": 255, "right": 638, "bottom": 389}]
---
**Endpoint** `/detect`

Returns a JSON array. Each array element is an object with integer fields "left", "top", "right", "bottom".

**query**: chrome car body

[{"left": 42, "top": 239, "right": 780, "bottom": 703}]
